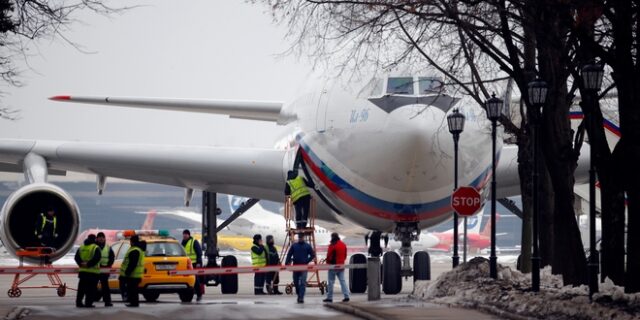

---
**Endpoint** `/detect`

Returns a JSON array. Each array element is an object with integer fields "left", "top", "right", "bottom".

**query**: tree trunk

[
  {"left": 517, "top": 132, "right": 533, "bottom": 273},
  {"left": 538, "top": 160, "right": 555, "bottom": 267}
]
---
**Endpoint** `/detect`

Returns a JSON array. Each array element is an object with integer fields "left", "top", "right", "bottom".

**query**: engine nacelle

[{"left": 0, "top": 183, "right": 80, "bottom": 264}]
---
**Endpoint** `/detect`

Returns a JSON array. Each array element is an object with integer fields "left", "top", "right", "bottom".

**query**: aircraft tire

[
  {"left": 413, "top": 251, "right": 431, "bottom": 281},
  {"left": 348, "top": 253, "right": 367, "bottom": 293},
  {"left": 220, "top": 255, "right": 238, "bottom": 294},
  {"left": 382, "top": 251, "right": 402, "bottom": 294}
]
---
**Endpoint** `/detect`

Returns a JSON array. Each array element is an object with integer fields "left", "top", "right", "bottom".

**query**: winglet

[{"left": 49, "top": 95, "right": 71, "bottom": 101}]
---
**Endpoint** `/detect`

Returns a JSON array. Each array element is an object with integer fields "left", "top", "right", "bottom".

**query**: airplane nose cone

[{"left": 374, "top": 104, "right": 448, "bottom": 194}]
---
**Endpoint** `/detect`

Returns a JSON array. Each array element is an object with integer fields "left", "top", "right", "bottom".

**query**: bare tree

[
  {"left": 0, "top": 0, "right": 127, "bottom": 119},
  {"left": 262, "top": 0, "right": 601, "bottom": 286}
]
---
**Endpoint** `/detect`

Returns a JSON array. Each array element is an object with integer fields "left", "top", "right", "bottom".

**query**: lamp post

[
  {"left": 485, "top": 94, "right": 504, "bottom": 279},
  {"left": 447, "top": 108, "right": 465, "bottom": 268},
  {"left": 581, "top": 63, "right": 604, "bottom": 298},
  {"left": 527, "top": 79, "right": 548, "bottom": 292}
]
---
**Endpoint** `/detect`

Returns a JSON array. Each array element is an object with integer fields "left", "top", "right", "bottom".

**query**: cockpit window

[
  {"left": 418, "top": 77, "right": 444, "bottom": 93},
  {"left": 386, "top": 77, "right": 414, "bottom": 94},
  {"left": 358, "top": 77, "right": 383, "bottom": 98}
]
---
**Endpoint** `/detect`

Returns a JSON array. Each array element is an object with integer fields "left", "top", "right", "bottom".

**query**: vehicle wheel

[
  {"left": 382, "top": 251, "right": 402, "bottom": 294},
  {"left": 220, "top": 255, "right": 238, "bottom": 294},
  {"left": 57, "top": 285, "right": 66, "bottom": 297},
  {"left": 179, "top": 288, "right": 194, "bottom": 303},
  {"left": 143, "top": 292, "right": 160, "bottom": 302},
  {"left": 349, "top": 253, "right": 367, "bottom": 294},
  {"left": 285, "top": 284, "right": 293, "bottom": 295},
  {"left": 8, "top": 288, "right": 21, "bottom": 298},
  {"left": 413, "top": 251, "right": 431, "bottom": 281}
]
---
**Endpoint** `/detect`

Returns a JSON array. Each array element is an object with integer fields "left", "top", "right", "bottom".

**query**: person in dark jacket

[
  {"left": 96, "top": 232, "right": 115, "bottom": 307},
  {"left": 119, "top": 235, "right": 145, "bottom": 307},
  {"left": 323, "top": 233, "right": 350, "bottom": 303},
  {"left": 251, "top": 234, "right": 267, "bottom": 295},
  {"left": 74, "top": 234, "right": 101, "bottom": 308},
  {"left": 35, "top": 206, "right": 58, "bottom": 248},
  {"left": 284, "top": 170, "right": 313, "bottom": 229},
  {"left": 264, "top": 235, "right": 283, "bottom": 295},
  {"left": 181, "top": 229, "right": 203, "bottom": 301},
  {"left": 285, "top": 234, "right": 315, "bottom": 303}
]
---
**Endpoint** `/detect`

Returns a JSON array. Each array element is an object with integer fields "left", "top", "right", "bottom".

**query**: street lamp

[
  {"left": 447, "top": 108, "right": 465, "bottom": 268},
  {"left": 485, "top": 94, "right": 504, "bottom": 279},
  {"left": 527, "top": 78, "right": 548, "bottom": 292},
  {"left": 581, "top": 62, "right": 604, "bottom": 298}
]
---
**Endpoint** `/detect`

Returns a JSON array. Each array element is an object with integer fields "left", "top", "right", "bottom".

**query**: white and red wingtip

[{"left": 49, "top": 95, "right": 71, "bottom": 101}]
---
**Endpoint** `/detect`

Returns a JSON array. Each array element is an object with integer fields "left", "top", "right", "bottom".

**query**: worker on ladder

[{"left": 285, "top": 170, "right": 312, "bottom": 229}]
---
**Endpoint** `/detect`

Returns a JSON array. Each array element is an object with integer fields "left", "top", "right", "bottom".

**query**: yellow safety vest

[
  {"left": 35, "top": 213, "right": 56, "bottom": 235},
  {"left": 287, "top": 176, "right": 311, "bottom": 203},
  {"left": 78, "top": 244, "right": 100, "bottom": 274},
  {"left": 99, "top": 245, "right": 111, "bottom": 267},
  {"left": 251, "top": 244, "right": 267, "bottom": 267},
  {"left": 120, "top": 247, "right": 145, "bottom": 279},
  {"left": 184, "top": 238, "right": 197, "bottom": 262}
]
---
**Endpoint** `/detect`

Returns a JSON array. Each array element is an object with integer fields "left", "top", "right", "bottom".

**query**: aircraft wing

[
  {"left": 49, "top": 95, "right": 290, "bottom": 123},
  {"left": 0, "top": 139, "right": 288, "bottom": 202},
  {"left": 496, "top": 143, "right": 590, "bottom": 198}
]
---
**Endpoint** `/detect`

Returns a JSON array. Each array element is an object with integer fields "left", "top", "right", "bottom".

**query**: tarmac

[{"left": 0, "top": 262, "right": 502, "bottom": 319}]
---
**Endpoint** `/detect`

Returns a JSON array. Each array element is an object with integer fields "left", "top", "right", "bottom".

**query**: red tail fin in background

[{"left": 141, "top": 209, "right": 157, "bottom": 230}]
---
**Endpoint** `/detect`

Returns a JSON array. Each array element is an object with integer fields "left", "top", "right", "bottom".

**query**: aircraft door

[{"left": 316, "top": 89, "right": 329, "bottom": 132}]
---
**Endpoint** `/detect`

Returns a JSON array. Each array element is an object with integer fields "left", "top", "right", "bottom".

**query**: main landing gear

[{"left": 348, "top": 223, "right": 431, "bottom": 295}]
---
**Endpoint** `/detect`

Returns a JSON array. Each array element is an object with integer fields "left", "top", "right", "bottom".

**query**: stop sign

[{"left": 451, "top": 186, "right": 482, "bottom": 216}]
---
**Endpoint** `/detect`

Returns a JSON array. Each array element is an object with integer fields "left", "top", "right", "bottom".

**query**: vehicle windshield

[
  {"left": 146, "top": 242, "right": 186, "bottom": 257},
  {"left": 386, "top": 77, "right": 414, "bottom": 94}
]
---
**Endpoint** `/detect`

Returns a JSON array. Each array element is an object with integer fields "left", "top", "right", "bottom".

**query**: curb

[{"left": 324, "top": 303, "right": 386, "bottom": 320}]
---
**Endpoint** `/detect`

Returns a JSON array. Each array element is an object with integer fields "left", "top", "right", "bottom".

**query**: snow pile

[{"left": 412, "top": 257, "right": 640, "bottom": 320}]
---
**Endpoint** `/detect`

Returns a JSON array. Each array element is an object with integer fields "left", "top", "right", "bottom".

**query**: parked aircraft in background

[
  {"left": 429, "top": 209, "right": 501, "bottom": 253},
  {"left": 75, "top": 209, "right": 157, "bottom": 245},
  {"left": 151, "top": 195, "right": 333, "bottom": 252}
]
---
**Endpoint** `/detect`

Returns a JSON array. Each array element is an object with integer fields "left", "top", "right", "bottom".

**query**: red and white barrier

[
  {"left": 0, "top": 264, "right": 367, "bottom": 276},
  {"left": 169, "top": 263, "right": 367, "bottom": 276},
  {"left": 0, "top": 267, "right": 118, "bottom": 274}
]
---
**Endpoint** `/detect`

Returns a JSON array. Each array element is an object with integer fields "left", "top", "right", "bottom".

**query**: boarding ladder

[{"left": 277, "top": 196, "right": 327, "bottom": 295}]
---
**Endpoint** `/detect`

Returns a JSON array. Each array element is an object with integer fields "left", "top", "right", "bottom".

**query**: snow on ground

[{"left": 412, "top": 257, "right": 640, "bottom": 320}]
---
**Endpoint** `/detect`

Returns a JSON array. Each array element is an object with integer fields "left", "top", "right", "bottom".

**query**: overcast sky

[
  {"left": 0, "top": 1, "right": 314, "bottom": 147},
  {"left": 0, "top": 1, "right": 319, "bottom": 181}
]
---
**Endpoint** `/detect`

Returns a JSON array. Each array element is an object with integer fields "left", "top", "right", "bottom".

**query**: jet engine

[{"left": 0, "top": 183, "right": 80, "bottom": 264}]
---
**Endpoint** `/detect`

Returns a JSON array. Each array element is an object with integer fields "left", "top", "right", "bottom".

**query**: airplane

[
  {"left": 74, "top": 209, "right": 157, "bottom": 245},
  {"left": 0, "top": 73, "right": 590, "bottom": 294}
]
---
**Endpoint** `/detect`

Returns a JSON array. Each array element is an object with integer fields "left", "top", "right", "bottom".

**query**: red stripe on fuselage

[{"left": 300, "top": 148, "right": 451, "bottom": 222}]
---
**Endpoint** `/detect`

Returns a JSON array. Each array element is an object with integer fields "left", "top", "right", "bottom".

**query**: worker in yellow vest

[
  {"left": 34, "top": 206, "right": 58, "bottom": 248},
  {"left": 285, "top": 170, "right": 313, "bottom": 229},
  {"left": 74, "top": 234, "right": 101, "bottom": 308},
  {"left": 182, "top": 229, "right": 203, "bottom": 301},
  {"left": 119, "top": 235, "right": 145, "bottom": 307},
  {"left": 96, "top": 232, "right": 114, "bottom": 307},
  {"left": 251, "top": 234, "right": 267, "bottom": 295}
]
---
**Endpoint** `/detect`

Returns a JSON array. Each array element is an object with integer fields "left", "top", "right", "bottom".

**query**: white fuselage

[{"left": 283, "top": 77, "right": 500, "bottom": 232}]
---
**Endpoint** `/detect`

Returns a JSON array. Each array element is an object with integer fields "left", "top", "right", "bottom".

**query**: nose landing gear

[{"left": 348, "top": 223, "right": 431, "bottom": 295}]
